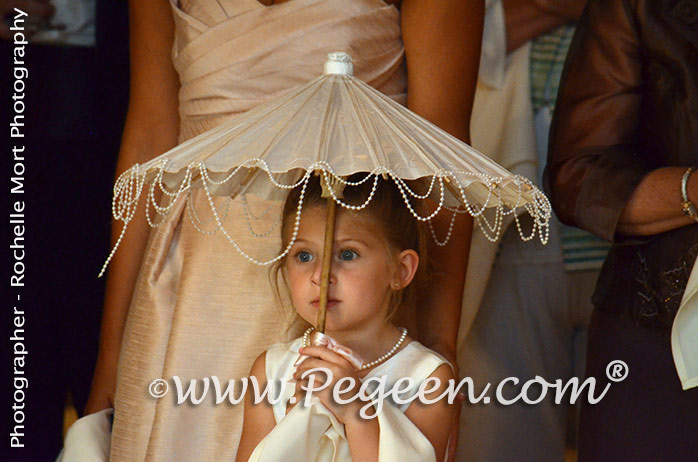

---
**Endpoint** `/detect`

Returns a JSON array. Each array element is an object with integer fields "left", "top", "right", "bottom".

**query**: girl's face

[{"left": 284, "top": 205, "right": 416, "bottom": 335}]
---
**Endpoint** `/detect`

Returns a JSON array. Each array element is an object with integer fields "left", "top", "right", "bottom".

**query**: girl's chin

[{"left": 298, "top": 317, "right": 344, "bottom": 335}]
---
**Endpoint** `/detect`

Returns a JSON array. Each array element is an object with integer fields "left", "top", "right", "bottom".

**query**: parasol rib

[{"left": 343, "top": 76, "right": 387, "bottom": 171}]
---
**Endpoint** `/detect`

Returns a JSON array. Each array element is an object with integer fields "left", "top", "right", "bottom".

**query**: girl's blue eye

[
  {"left": 297, "top": 251, "right": 313, "bottom": 263},
  {"left": 339, "top": 249, "right": 358, "bottom": 261}
]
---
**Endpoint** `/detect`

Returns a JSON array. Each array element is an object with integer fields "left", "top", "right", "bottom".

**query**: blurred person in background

[
  {"left": 458, "top": 1, "right": 601, "bottom": 461},
  {"left": 546, "top": 0, "right": 698, "bottom": 460}
]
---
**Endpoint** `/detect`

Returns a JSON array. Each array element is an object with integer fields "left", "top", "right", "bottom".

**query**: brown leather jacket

[{"left": 544, "top": 0, "right": 698, "bottom": 335}]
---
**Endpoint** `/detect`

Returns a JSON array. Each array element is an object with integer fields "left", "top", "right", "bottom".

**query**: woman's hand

[
  {"left": 292, "top": 345, "right": 367, "bottom": 423},
  {"left": 0, "top": 0, "right": 54, "bottom": 39},
  {"left": 84, "top": 353, "right": 117, "bottom": 414}
]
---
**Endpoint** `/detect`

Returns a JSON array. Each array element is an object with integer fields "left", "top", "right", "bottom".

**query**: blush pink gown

[{"left": 110, "top": 1, "right": 406, "bottom": 460}]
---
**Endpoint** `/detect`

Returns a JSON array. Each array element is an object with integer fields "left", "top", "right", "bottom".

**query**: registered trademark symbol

[{"left": 606, "top": 360, "right": 629, "bottom": 382}]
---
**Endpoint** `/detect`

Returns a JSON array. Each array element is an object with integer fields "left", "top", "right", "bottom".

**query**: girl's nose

[{"left": 309, "top": 254, "right": 336, "bottom": 286}]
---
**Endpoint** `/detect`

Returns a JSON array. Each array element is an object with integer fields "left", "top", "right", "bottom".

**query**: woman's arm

[
  {"left": 235, "top": 353, "right": 277, "bottom": 462},
  {"left": 503, "top": 0, "right": 587, "bottom": 52},
  {"left": 546, "top": 0, "right": 698, "bottom": 240},
  {"left": 616, "top": 167, "right": 698, "bottom": 236},
  {"left": 401, "top": 0, "right": 482, "bottom": 369},
  {"left": 401, "top": 5, "right": 481, "bottom": 458},
  {"left": 529, "top": 0, "right": 587, "bottom": 18},
  {"left": 84, "top": 0, "right": 181, "bottom": 414},
  {"left": 545, "top": 0, "right": 645, "bottom": 241}
]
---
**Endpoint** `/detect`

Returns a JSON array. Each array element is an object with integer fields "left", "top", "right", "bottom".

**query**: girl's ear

[{"left": 393, "top": 249, "right": 419, "bottom": 289}]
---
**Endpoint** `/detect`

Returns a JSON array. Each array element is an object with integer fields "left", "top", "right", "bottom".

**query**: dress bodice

[
  {"left": 170, "top": 0, "right": 407, "bottom": 141},
  {"left": 248, "top": 337, "right": 449, "bottom": 461},
  {"left": 266, "top": 338, "right": 450, "bottom": 420}
]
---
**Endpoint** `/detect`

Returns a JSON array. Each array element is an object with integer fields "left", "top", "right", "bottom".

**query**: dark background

[{"left": 1, "top": 2, "right": 129, "bottom": 460}]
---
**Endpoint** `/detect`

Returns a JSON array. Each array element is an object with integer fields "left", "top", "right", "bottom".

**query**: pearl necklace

[{"left": 301, "top": 327, "right": 408, "bottom": 371}]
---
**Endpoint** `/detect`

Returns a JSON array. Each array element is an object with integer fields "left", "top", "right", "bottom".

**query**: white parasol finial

[{"left": 324, "top": 52, "right": 353, "bottom": 76}]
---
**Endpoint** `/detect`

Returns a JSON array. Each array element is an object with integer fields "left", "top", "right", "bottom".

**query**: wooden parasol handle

[
  {"left": 316, "top": 173, "right": 344, "bottom": 333},
  {"left": 316, "top": 196, "right": 336, "bottom": 333}
]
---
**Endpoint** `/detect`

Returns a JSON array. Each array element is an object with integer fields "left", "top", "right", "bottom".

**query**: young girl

[{"left": 236, "top": 175, "right": 455, "bottom": 462}]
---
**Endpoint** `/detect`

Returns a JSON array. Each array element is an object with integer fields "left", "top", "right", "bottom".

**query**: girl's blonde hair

[{"left": 270, "top": 173, "right": 429, "bottom": 324}]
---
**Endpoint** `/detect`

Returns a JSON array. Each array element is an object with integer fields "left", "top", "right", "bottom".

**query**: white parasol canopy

[{"left": 101, "top": 52, "right": 550, "bottom": 276}]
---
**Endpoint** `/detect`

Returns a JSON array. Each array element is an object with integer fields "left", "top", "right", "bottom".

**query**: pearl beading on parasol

[{"left": 99, "top": 158, "right": 550, "bottom": 277}]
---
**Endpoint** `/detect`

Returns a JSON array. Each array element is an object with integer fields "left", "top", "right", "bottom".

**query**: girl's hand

[{"left": 292, "top": 345, "right": 367, "bottom": 424}]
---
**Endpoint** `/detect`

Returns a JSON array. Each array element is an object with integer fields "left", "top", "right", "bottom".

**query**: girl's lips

[{"left": 310, "top": 299, "right": 339, "bottom": 308}]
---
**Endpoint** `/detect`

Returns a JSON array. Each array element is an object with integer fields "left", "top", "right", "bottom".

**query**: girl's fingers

[
  {"left": 293, "top": 359, "right": 356, "bottom": 387},
  {"left": 293, "top": 358, "right": 335, "bottom": 381},
  {"left": 298, "top": 346, "right": 354, "bottom": 368}
]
